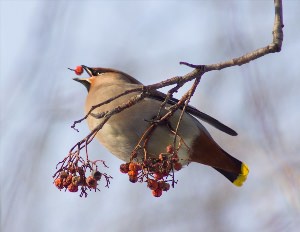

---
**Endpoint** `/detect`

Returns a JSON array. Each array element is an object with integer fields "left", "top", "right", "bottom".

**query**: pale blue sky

[{"left": 1, "top": 1, "right": 300, "bottom": 232}]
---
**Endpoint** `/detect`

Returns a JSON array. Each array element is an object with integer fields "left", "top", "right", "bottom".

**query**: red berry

[
  {"left": 128, "top": 169, "right": 138, "bottom": 183},
  {"left": 68, "top": 183, "right": 78, "bottom": 192},
  {"left": 162, "top": 171, "right": 169, "bottom": 177},
  {"left": 147, "top": 179, "right": 158, "bottom": 190},
  {"left": 54, "top": 178, "right": 64, "bottom": 189},
  {"left": 161, "top": 182, "right": 170, "bottom": 191},
  {"left": 152, "top": 188, "right": 162, "bottom": 197},
  {"left": 166, "top": 145, "right": 174, "bottom": 154},
  {"left": 153, "top": 172, "right": 164, "bottom": 180},
  {"left": 74, "top": 66, "right": 83, "bottom": 75},
  {"left": 174, "top": 162, "right": 182, "bottom": 171},
  {"left": 63, "top": 175, "right": 73, "bottom": 187},
  {"left": 128, "top": 170, "right": 138, "bottom": 177},
  {"left": 129, "top": 175, "right": 138, "bottom": 183},
  {"left": 86, "top": 176, "right": 97, "bottom": 189},
  {"left": 129, "top": 162, "right": 141, "bottom": 171},
  {"left": 171, "top": 154, "right": 179, "bottom": 163},
  {"left": 120, "top": 163, "right": 129, "bottom": 174}
]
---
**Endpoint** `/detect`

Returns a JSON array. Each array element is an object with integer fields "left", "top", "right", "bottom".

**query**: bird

[{"left": 73, "top": 65, "right": 249, "bottom": 187}]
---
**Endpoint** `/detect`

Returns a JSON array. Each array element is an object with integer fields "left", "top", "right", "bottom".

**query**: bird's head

[{"left": 71, "top": 65, "right": 141, "bottom": 92}]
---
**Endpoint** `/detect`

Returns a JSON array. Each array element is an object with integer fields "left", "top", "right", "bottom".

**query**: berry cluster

[
  {"left": 53, "top": 154, "right": 112, "bottom": 197},
  {"left": 120, "top": 145, "right": 182, "bottom": 197}
]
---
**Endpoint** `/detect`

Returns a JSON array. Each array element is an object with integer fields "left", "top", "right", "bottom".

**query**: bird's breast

[{"left": 85, "top": 85, "right": 201, "bottom": 165}]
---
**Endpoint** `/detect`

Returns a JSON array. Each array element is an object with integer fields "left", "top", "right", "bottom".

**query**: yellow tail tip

[{"left": 233, "top": 163, "right": 249, "bottom": 187}]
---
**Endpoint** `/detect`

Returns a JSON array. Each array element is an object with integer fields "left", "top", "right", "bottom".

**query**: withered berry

[
  {"left": 63, "top": 175, "right": 73, "bottom": 187},
  {"left": 129, "top": 162, "right": 141, "bottom": 171},
  {"left": 153, "top": 172, "right": 164, "bottom": 180},
  {"left": 174, "top": 162, "right": 182, "bottom": 171},
  {"left": 72, "top": 176, "right": 82, "bottom": 186},
  {"left": 172, "top": 154, "right": 179, "bottom": 163},
  {"left": 86, "top": 176, "right": 97, "bottom": 189},
  {"left": 68, "top": 183, "right": 78, "bottom": 192},
  {"left": 129, "top": 175, "right": 138, "bottom": 183},
  {"left": 152, "top": 188, "right": 162, "bottom": 197},
  {"left": 60, "top": 171, "right": 68, "bottom": 179},
  {"left": 92, "top": 170, "right": 102, "bottom": 181},
  {"left": 147, "top": 179, "right": 158, "bottom": 190},
  {"left": 54, "top": 178, "right": 64, "bottom": 189},
  {"left": 120, "top": 163, "right": 129, "bottom": 174},
  {"left": 161, "top": 182, "right": 170, "bottom": 192},
  {"left": 128, "top": 170, "right": 138, "bottom": 177}
]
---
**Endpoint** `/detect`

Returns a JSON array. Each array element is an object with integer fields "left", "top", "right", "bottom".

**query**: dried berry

[
  {"left": 72, "top": 176, "right": 82, "bottom": 186},
  {"left": 60, "top": 171, "right": 68, "bottom": 179},
  {"left": 129, "top": 162, "right": 141, "bottom": 171},
  {"left": 153, "top": 172, "right": 164, "bottom": 180},
  {"left": 53, "top": 153, "right": 112, "bottom": 197},
  {"left": 174, "top": 162, "right": 182, "bottom": 171},
  {"left": 152, "top": 188, "right": 162, "bottom": 197},
  {"left": 68, "top": 183, "right": 78, "bottom": 192},
  {"left": 161, "top": 182, "right": 170, "bottom": 192},
  {"left": 129, "top": 175, "right": 138, "bottom": 183},
  {"left": 172, "top": 154, "right": 179, "bottom": 163},
  {"left": 128, "top": 170, "right": 138, "bottom": 177},
  {"left": 120, "top": 163, "right": 129, "bottom": 174},
  {"left": 54, "top": 178, "right": 64, "bottom": 189},
  {"left": 147, "top": 179, "right": 158, "bottom": 190},
  {"left": 92, "top": 170, "right": 102, "bottom": 181},
  {"left": 86, "top": 176, "right": 97, "bottom": 189},
  {"left": 63, "top": 175, "right": 73, "bottom": 187}
]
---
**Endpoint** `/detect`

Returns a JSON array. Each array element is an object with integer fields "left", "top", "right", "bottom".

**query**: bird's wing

[{"left": 148, "top": 91, "right": 238, "bottom": 136}]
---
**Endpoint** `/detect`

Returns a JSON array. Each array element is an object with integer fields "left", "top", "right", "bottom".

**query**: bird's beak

[
  {"left": 81, "top": 65, "right": 96, "bottom": 77},
  {"left": 73, "top": 77, "right": 91, "bottom": 92}
]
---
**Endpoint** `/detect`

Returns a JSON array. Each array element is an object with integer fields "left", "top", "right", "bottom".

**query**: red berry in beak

[{"left": 74, "top": 66, "right": 83, "bottom": 75}]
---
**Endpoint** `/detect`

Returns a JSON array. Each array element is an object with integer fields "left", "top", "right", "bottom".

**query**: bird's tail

[
  {"left": 213, "top": 149, "right": 249, "bottom": 187},
  {"left": 190, "top": 132, "right": 249, "bottom": 186}
]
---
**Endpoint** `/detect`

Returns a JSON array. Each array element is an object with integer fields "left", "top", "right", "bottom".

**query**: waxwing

[{"left": 74, "top": 65, "right": 249, "bottom": 186}]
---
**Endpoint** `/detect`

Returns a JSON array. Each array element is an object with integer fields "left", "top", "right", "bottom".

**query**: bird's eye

[{"left": 96, "top": 72, "right": 105, "bottom": 76}]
